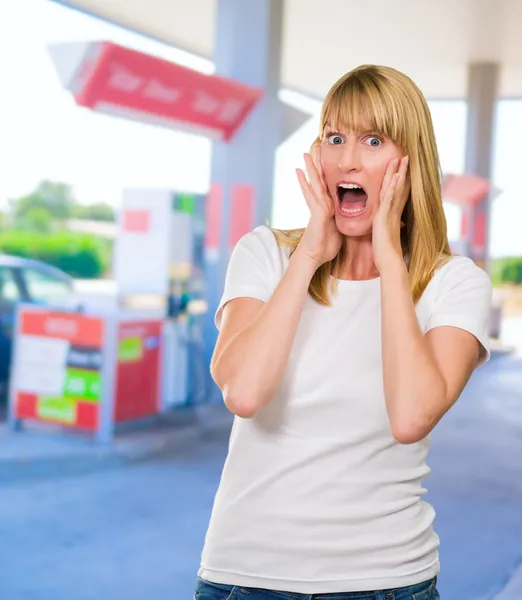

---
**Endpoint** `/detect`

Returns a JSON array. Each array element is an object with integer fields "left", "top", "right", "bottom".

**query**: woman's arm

[
  {"left": 212, "top": 149, "right": 342, "bottom": 419},
  {"left": 380, "top": 257, "right": 480, "bottom": 444},
  {"left": 373, "top": 156, "right": 487, "bottom": 444},
  {"left": 211, "top": 250, "right": 316, "bottom": 419}
]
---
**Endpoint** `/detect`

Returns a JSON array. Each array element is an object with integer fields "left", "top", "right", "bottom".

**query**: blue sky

[{"left": 0, "top": 0, "right": 521, "bottom": 258}]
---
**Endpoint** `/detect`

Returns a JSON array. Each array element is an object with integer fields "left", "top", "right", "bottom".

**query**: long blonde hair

[{"left": 273, "top": 64, "right": 451, "bottom": 305}]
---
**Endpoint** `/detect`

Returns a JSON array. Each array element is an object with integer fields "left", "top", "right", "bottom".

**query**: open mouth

[{"left": 336, "top": 183, "right": 368, "bottom": 217}]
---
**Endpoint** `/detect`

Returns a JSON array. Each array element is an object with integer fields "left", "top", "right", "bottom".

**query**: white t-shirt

[{"left": 199, "top": 225, "right": 492, "bottom": 594}]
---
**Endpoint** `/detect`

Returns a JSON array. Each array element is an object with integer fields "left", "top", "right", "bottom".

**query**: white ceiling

[{"left": 56, "top": 0, "right": 522, "bottom": 99}]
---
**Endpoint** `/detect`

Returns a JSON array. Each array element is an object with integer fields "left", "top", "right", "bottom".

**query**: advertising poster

[{"left": 12, "top": 308, "right": 104, "bottom": 430}]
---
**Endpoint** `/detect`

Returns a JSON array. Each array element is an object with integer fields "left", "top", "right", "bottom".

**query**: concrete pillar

[
  {"left": 203, "top": 0, "right": 284, "bottom": 389},
  {"left": 464, "top": 62, "right": 499, "bottom": 270}
]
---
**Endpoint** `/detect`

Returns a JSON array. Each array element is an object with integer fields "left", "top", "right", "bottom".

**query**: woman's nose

[{"left": 338, "top": 141, "right": 362, "bottom": 173}]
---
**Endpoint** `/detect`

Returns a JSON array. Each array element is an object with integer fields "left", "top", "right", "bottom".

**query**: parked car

[{"left": 0, "top": 256, "right": 75, "bottom": 395}]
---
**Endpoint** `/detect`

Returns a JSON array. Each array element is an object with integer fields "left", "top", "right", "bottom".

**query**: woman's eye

[
  {"left": 327, "top": 134, "right": 344, "bottom": 145},
  {"left": 365, "top": 136, "right": 382, "bottom": 148}
]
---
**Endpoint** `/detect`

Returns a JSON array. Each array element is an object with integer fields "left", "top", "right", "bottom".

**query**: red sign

[
  {"left": 442, "top": 174, "right": 490, "bottom": 207},
  {"left": 115, "top": 321, "right": 163, "bottom": 422},
  {"left": 21, "top": 310, "right": 104, "bottom": 347},
  {"left": 204, "top": 183, "right": 223, "bottom": 251},
  {"left": 228, "top": 184, "right": 255, "bottom": 249},
  {"left": 123, "top": 209, "right": 150, "bottom": 233},
  {"left": 59, "top": 41, "right": 262, "bottom": 141},
  {"left": 473, "top": 211, "right": 487, "bottom": 249}
]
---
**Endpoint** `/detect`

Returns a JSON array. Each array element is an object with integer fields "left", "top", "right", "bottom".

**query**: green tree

[
  {"left": 24, "top": 206, "right": 53, "bottom": 233},
  {"left": 35, "top": 180, "right": 76, "bottom": 220},
  {"left": 9, "top": 180, "right": 76, "bottom": 228},
  {"left": 71, "top": 202, "right": 115, "bottom": 222},
  {"left": 491, "top": 257, "right": 522, "bottom": 285},
  {"left": 0, "top": 211, "right": 8, "bottom": 231},
  {"left": 86, "top": 202, "right": 115, "bottom": 222},
  {"left": 0, "top": 230, "right": 111, "bottom": 278},
  {"left": 501, "top": 259, "right": 522, "bottom": 284}
]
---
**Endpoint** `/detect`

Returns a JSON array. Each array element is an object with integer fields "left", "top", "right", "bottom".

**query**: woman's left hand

[{"left": 372, "top": 156, "right": 410, "bottom": 273}]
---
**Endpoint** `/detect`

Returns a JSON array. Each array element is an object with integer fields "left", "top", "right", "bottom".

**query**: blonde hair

[{"left": 272, "top": 64, "right": 451, "bottom": 305}]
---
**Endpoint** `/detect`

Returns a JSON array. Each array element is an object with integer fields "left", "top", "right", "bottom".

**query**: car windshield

[{"left": 23, "top": 268, "right": 71, "bottom": 302}]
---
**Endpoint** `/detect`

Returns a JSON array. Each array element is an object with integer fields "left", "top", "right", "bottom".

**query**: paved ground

[
  {"left": 428, "top": 353, "right": 522, "bottom": 600},
  {"left": 0, "top": 353, "right": 521, "bottom": 600}
]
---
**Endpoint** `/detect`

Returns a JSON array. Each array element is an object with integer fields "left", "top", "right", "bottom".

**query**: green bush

[
  {"left": 491, "top": 257, "right": 522, "bottom": 286},
  {"left": 0, "top": 230, "right": 112, "bottom": 279}
]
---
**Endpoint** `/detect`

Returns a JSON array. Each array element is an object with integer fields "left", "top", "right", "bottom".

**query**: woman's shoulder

[
  {"left": 238, "top": 225, "right": 281, "bottom": 254},
  {"left": 235, "top": 225, "right": 291, "bottom": 270},
  {"left": 248, "top": 224, "right": 303, "bottom": 244},
  {"left": 248, "top": 224, "right": 279, "bottom": 243},
  {"left": 435, "top": 254, "right": 490, "bottom": 282},
  {"left": 425, "top": 254, "right": 492, "bottom": 299}
]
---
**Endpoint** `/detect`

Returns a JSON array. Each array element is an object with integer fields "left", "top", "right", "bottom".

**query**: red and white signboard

[
  {"left": 49, "top": 41, "right": 262, "bottom": 140},
  {"left": 11, "top": 307, "right": 105, "bottom": 431},
  {"left": 442, "top": 174, "right": 491, "bottom": 207}
]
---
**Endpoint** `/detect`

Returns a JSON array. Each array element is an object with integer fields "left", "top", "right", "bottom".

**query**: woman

[{"left": 194, "top": 65, "right": 491, "bottom": 600}]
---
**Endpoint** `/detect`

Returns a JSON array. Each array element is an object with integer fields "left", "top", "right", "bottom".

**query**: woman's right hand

[{"left": 294, "top": 145, "right": 343, "bottom": 268}]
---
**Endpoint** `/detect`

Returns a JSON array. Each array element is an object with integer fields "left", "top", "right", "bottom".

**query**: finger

[
  {"left": 383, "top": 173, "right": 400, "bottom": 207},
  {"left": 310, "top": 150, "right": 337, "bottom": 215},
  {"left": 296, "top": 168, "right": 318, "bottom": 212},
  {"left": 383, "top": 156, "right": 408, "bottom": 209},
  {"left": 394, "top": 156, "right": 410, "bottom": 208},
  {"left": 402, "top": 156, "right": 411, "bottom": 197},
  {"left": 313, "top": 145, "right": 327, "bottom": 188},
  {"left": 380, "top": 158, "right": 399, "bottom": 201},
  {"left": 313, "top": 146, "right": 336, "bottom": 211},
  {"left": 396, "top": 156, "right": 409, "bottom": 191},
  {"left": 304, "top": 153, "right": 330, "bottom": 210}
]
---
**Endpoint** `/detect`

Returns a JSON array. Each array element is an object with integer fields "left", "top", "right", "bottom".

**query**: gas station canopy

[{"left": 56, "top": 0, "right": 522, "bottom": 99}]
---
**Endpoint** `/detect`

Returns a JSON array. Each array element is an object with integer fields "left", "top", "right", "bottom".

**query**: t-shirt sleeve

[
  {"left": 214, "top": 226, "right": 281, "bottom": 330},
  {"left": 425, "top": 258, "right": 493, "bottom": 367}
]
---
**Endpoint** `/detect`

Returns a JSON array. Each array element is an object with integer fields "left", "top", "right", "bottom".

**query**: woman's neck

[{"left": 335, "top": 235, "right": 379, "bottom": 281}]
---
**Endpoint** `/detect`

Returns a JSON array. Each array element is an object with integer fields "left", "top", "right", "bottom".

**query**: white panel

[
  {"left": 114, "top": 189, "right": 173, "bottom": 296},
  {"left": 15, "top": 363, "right": 66, "bottom": 396},
  {"left": 17, "top": 335, "right": 69, "bottom": 368}
]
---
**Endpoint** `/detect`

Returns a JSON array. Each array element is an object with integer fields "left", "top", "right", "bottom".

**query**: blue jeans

[{"left": 194, "top": 576, "right": 440, "bottom": 600}]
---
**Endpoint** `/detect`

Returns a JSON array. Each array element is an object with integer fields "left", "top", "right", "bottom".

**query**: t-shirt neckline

[{"left": 332, "top": 276, "right": 381, "bottom": 286}]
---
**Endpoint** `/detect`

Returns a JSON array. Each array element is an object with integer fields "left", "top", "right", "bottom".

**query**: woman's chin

[{"left": 334, "top": 213, "right": 373, "bottom": 237}]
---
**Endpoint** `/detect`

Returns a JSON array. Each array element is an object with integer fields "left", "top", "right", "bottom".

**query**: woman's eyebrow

[
  {"left": 322, "top": 124, "right": 383, "bottom": 137},
  {"left": 359, "top": 129, "right": 384, "bottom": 137}
]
